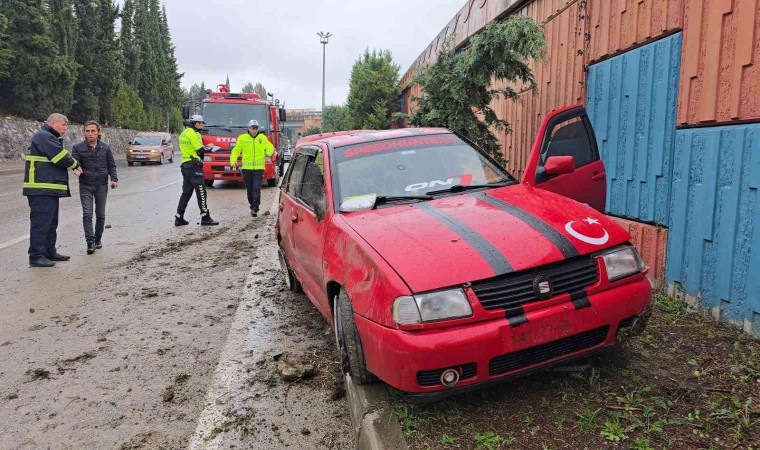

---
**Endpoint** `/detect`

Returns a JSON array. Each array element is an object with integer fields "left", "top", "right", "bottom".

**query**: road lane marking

[
  {"left": 150, "top": 180, "right": 182, "bottom": 191},
  {"left": 0, "top": 234, "right": 30, "bottom": 250}
]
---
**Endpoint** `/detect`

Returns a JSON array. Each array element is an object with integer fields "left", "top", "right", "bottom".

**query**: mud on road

[{"left": 0, "top": 207, "right": 353, "bottom": 449}]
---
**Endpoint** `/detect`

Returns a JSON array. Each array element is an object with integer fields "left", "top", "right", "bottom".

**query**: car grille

[
  {"left": 489, "top": 326, "right": 609, "bottom": 376},
  {"left": 471, "top": 255, "right": 599, "bottom": 311},
  {"left": 417, "top": 363, "right": 477, "bottom": 387},
  {"left": 213, "top": 155, "right": 230, "bottom": 162}
]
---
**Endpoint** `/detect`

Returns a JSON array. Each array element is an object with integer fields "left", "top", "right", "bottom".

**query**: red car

[{"left": 276, "top": 105, "right": 651, "bottom": 396}]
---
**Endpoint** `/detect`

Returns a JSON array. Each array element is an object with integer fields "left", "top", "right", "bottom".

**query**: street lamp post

[{"left": 317, "top": 31, "right": 332, "bottom": 113}]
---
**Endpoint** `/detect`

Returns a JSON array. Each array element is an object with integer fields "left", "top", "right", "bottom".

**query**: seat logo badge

[
  {"left": 565, "top": 217, "right": 609, "bottom": 246},
  {"left": 533, "top": 275, "right": 554, "bottom": 300}
]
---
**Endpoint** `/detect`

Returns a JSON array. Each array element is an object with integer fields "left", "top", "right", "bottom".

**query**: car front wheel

[{"left": 334, "top": 289, "right": 376, "bottom": 385}]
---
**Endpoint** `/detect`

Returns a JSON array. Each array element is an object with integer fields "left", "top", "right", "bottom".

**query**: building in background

[
  {"left": 282, "top": 108, "right": 323, "bottom": 141},
  {"left": 401, "top": 0, "right": 760, "bottom": 336}
]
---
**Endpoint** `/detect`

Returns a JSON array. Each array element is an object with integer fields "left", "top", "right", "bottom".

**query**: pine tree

[
  {"left": 241, "top": 82, "right": 255, "bottom": 93},
  {"left": 253, "top": 82, "right": 267, "bottom": 99},
  {"left": 0, "top": 0, "right": 78, "bottom": 117},
  {"left": 120, "top": 0, "right": 140, "bottom": 88},
  {"left": 0, "top": 12, "right": 12, "bottom": 86},
  {"left": 346, "top": 49, "right": 400, "bottom": 130},
  {"left": 96, "top": 0, "right": 123, "bottom": 124},
  {"left": 47, "top": 0, "right": 77, "bottom": 58},
  {"left": 71, "top": 0, "right": 99, "bottom": 120}
]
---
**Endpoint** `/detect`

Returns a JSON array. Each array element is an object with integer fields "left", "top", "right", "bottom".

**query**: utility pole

[{"left": 317, "top": 31, "right": 332, "bottom": 113}]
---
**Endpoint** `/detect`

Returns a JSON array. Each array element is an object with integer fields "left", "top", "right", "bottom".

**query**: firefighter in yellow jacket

[{"left": 230, "top": 120, "right": 274, "bottom": 216}]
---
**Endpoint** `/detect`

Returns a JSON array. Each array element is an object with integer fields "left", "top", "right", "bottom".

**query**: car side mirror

[
  {"left": 279, "top": 108, "right": 287, "bottom": 123},
  {"left": 544, "top": 155, "right": 575, "bottom": 176},
  {"left": 161, "top": 140, "right": 167, "bottom": 145}
]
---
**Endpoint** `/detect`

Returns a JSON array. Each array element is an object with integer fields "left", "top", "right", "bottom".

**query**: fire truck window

[
  {"left": 286, "top": 154, "right": 308, "bottom": 197},
  {"left": 540, "top": 117, "right": 596, "bottom": 168},
  {"left": 299, "top": 156, "right": 326, "bottom": 212}
]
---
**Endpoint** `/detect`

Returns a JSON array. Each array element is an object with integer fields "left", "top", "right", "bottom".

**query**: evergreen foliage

[
  {"left": 409, "top": 17, "right": 545, "bottom": 163},
  {"left": 0, "top": 0, "right": 182, "bottom": 131},
  {"left": 322, "top": 105, "right": 351, "bottom": 132},
  {"left": 346, "top": 49, "right": 400, "bottom": 130}
]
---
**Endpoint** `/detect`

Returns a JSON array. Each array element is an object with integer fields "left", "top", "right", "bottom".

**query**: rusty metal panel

[
  {"left": 606, "top": 215, "right": 669, "bottom": 290},
  {"left": 678, "top": 0, "right": 760, "bottom": 125},
  {"left": 667, "top": 123, "right": 760, "bottom": 334},
  {"left": 587, "top": 33, "right": 682, "bottom": 225},
  {"left": 587, "top": 0, "right": 684, "bottom": 64}
]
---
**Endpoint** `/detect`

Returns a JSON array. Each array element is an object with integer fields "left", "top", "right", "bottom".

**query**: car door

[
  {"left": 291, "top": 146, "right": 331, "bottom": 316},
  {"left": 522, "top": 105, "right": 607, "bottom": 212},
  {"left": 278, "top": 152, "right": 309, "bottom": 276}
]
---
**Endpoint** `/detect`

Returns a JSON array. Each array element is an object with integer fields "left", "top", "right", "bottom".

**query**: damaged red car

[{"left": 276, "top": 105, "right": 651, "bottom": 396}]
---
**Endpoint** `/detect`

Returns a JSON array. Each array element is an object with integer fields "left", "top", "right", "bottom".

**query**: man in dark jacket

[
  {"left": 72, "top": 120, "right": 118, "bottom": 254},
  {"left": 23, "top": 113, "right": 83, "bottom": 267}
]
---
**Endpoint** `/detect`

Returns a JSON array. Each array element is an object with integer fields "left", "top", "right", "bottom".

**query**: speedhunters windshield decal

[{"left": 336, "top": 135, "right": 461, "bottom": 162}]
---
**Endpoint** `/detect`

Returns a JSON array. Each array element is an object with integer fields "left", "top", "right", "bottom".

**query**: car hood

[{"left": 340, "top": 185, "right": 630, "bottom": 293}]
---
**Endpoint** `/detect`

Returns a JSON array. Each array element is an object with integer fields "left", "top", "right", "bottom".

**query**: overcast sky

[{"left": 158, "top": 0, "right": 465, "bottom": 110}]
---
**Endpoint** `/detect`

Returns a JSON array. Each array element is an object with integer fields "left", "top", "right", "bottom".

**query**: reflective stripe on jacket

[
  {"left": 178, "top": 127, "right": 203, "bottom": 163},
  {"left": 230, "top": 132, "right": 274, "bottom": 170},
  {"left": 22, "top": 125, "right": 79, "bottom": 197}
]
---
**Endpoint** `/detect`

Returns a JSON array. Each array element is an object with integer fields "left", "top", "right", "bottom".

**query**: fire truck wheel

[{"left": 204, "top": 179, "right": 214, "bottom": 187}]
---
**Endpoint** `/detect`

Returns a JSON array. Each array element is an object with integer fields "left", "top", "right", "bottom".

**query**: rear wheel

[
  {"left": 204, "top": 179, "right": 214, "bottom": 187},
  {"left": 334, "top": 290, "right": 376, "bottom": 385},
  {"left": 127, "top": 161, "right": 134, "bottom": 166}
]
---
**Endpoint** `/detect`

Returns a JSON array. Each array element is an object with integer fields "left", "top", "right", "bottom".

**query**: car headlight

[
  {"left": 392, "top": 288, "right": 472, "bottom": 325},
  {"left": 600, "top": 246, "right": 644, "bottom": 281},
  {"left": 150, "top": 150, "right": 157, "bottom": 153},
  {"left": 203, "top": 156, "right": 212, "bottom": 162}
]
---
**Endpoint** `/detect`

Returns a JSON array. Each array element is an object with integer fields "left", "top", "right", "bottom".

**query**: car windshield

[
  {"left": 201, "top": 103, "right": 270, "bottom": 129},
  {"left": 132, "top": 136, "right": 162, "bottom": 146},
  {"left": 333, "top": 134, "right": 512, "bottom": 206}
]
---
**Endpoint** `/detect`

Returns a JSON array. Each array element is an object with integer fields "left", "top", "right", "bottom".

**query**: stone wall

[{"left": 0, "top": 116, "right": 172, "bottom": 162}]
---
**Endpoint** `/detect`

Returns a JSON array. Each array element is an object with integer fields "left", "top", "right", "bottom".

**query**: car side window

[
  {"left": 297, "top": 153, "right": 326, "bottom": 213},
  {"left": 539, "top": 117, "right": 597, "bottom": 169},
  {"left": 285, "top": 154, "right": 308, "bottom": 197}
]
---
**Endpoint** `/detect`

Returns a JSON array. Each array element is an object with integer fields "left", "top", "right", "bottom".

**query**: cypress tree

[
  {"left": 47, "top": 0, "right": 77, "bottom": 58},
  {"left": 0, "top": 0, "right": 78, "bottom": 117},
  {"left": 71, "top": 0, "right": 99, "bottom": 120},
  {"left": 120, "top": 0, "right": 140, "bottom": 88},
  {"left": 0, "top": 12, "right": 12, "bottom": 87},
  {"left": 95, "top": 0, "right": 122, "bottom": 123}
]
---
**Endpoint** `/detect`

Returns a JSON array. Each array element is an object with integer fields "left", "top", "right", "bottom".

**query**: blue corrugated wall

[
  {"left": 667, "top": 124, "right": 760, "bottom": 332},
  {"left": 586, "top": 33, "right": 682, "bottom": 225}
]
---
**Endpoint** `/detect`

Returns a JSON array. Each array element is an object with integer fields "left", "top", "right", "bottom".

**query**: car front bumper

[
  {"left": 127, "top": 153, "right": 161, "bottom": 162},
  {"left": 356, "top": 275, "right": 651, "bottom": 394}
]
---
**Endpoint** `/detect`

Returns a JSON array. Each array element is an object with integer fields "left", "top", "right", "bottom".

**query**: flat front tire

[{"left": 334, "top": 290, "right": 376, "bottom": 385}]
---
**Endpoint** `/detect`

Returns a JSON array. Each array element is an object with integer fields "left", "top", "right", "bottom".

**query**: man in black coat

[
  {"left": 23, "top": 113, "right": 83, "bottom": 267},
  {"left": 72, "top": 120, "right": 118, "bottom": 254}
]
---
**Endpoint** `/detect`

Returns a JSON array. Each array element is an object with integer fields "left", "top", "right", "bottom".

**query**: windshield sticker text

[{"left": 343, "top": 136, "right": 459, "bottom": 159}]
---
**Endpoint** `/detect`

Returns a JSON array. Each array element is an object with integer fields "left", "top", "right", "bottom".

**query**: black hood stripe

[
  {"left": 415, "top": 203, "right": 514, "bottom": 276},
  {"left": 471, "top": 192, "right": 580, "bottom": 259}
]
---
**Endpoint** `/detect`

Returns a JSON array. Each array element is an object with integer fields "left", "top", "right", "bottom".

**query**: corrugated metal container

[
  {"left": 678, "top": 0, "right": 760, "bottom": 126},
  {"left": 498, "top": 0, "right": 587, "bottom": 178},
  {"left": 606, "top": 215, "right": 669, "bottom": 290},
  {"left": 586, "top": 33, "right": 682, "bottom": 225},
  {"left": 667, "top": 123, "right": 760, "bottom": 335},
  {"left": 587, "top": 0, "right": 684, "bottom": 64}
]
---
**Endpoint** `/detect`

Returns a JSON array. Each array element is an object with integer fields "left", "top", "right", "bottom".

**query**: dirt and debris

[
  {"left": 276, "top": 353, "right": 316, "bottom": 381},
  {"left": 394, "top": 294, "right": 760, "bottom": 450}
]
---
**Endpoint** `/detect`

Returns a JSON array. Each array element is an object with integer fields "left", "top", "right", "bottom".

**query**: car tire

[
  {"left": 204, "top": 179, "right": 214, "bottom": 187},
  {"left": 127, "top": 161, "right": 134, "bottom": 166},
  {"left": 159, "top": 154, "right": 164, "bottom": 165},
  {"left": 140, "top": 162, "right": 146, "bottom": 166},
  {"left": 334, "top": 289, "right": 376, "bottom": 385},
  {"left": 282, "top": 253, "right": 302, "bottom": 293},
  {"left": 169, "top": 152, "right": 174, "bottom": 163}
]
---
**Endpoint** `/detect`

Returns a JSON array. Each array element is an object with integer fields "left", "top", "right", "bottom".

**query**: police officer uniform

[
  {"left": 175, "top": 115, "right": 218, "bottom": 226},
  {"left": 23, "top": 123, "right": 80, "bottom": 267},
  {"left": 230, "top": 120, "right": 274, "bottom": 216}
]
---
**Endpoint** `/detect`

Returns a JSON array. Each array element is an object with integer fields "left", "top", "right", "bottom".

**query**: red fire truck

[{"left": 193, "top": 84, "right": 286, "bottom": 187}]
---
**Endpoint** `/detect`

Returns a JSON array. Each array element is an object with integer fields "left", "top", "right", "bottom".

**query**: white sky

[{"left": 158, "top": 0, "right": 465, "bottom": 109}]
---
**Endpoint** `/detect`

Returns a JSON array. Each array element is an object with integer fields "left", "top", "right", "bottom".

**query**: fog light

[{"left": 440, "top": 369, "right": 460, "bottom": 387}]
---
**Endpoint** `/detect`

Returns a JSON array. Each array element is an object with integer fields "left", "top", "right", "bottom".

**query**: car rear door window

[{"left": 539, "top": 117, "right": 597, "bottom": 169}]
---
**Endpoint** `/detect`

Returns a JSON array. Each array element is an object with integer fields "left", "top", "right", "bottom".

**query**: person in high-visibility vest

[
  {"left": 22, "top": 113, "right": 83, "bottom": 267},
  {"left": 175, "top": 114, "right": 218, "bottom": 226},
  {"left": 230, "top": 119, "right": 274, "bottom": 217}
]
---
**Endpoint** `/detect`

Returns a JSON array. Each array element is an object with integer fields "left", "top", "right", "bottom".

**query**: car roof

[{"left": 297, "top": 128, "right": 451, "bottom": 148}]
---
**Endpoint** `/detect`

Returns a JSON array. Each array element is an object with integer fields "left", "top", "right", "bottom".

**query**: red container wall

[
  {"left": 678, "top": 0, "right": 760, "bottom": 125},
  {"left": 606, "top": 215, "right": 669, "bottom": 290},
  {"left": 587, "top": 0, "right": 684, "bottom": 64}
]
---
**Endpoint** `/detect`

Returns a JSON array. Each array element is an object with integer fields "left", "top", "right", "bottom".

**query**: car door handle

[
  {"left": 291, "top": 214, "right": 299, "bottom": 223},
  {"left": 591, "top": 171, "right": 606, "bottom": 181}
]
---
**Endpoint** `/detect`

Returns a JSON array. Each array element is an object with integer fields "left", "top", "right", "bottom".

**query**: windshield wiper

[
  {"left": 427, "top": 180, "right": 515, "bottom": 196},
  {"left": 374, "top": 195, "right": 433, "bottom": 208}
]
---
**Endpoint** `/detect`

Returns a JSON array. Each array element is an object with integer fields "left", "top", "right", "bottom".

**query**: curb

[{"left": 345, "top": 375, "right": 409, "bottom": 450}]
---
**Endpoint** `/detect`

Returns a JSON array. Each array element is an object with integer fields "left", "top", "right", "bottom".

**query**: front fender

[{"left": 324, "top": 216, "right": 411, "bottom": 328}]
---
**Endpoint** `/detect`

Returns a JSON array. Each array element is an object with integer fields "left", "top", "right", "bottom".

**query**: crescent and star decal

[{"left": 564, "top": 217, "right": 609, "bottom": 246}]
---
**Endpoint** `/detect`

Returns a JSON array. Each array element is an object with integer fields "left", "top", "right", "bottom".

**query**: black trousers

[
  {"left": 27, "top": 195, "right": 59, "bottom": 259},
  {"left": 177, "top": 163, "right": 209, "bottom": 215},
  {"left": 242, "top": 169, "right": 263, "bottom": 212},
  {"left": 80, "top": 184, "right": 108, "bottom": 243}
]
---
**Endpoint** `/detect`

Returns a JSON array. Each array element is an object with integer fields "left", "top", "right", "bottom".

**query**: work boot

[
  {"left": 175, "top": 214, "right": 189, "bottom": 226},
  {"left": 201, "top": 213, "right": 219, "bottom": 226},
  {"left": 251, "top": 211, "right": 257, "bottom": 217},
  {"left": 30, "top": 256, "right": 55, "bottom": 268},
  {"left": 87, "top": 242, "right": 96, "bottom": 255},
  {"left": 48, "top": 253, "right": 71, "bottom": 261},
  {"left": 95, "top": 240, "right": 102, "bottom": 249}
]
